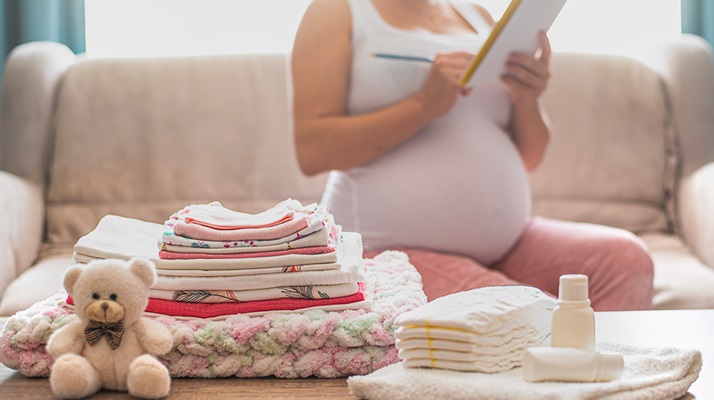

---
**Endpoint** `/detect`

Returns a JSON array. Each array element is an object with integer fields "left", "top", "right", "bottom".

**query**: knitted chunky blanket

[{"left": 0, "top": 251, "right": 426, "bottom": 378}]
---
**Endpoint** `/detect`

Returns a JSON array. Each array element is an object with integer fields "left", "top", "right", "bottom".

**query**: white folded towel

[{"left": 348, "top": 342, "right": 702, "bottom": 400}]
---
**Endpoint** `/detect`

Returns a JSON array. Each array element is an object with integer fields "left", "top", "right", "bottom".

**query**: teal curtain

[
  {"left": 0, "top": 0, "right": 84, "bottom": 164},
  {"left": 1, "top": 0, "right": 84, "bottom": 95},
  {"left": 682, "top": 0, "right": 714, "bottom": 45}
]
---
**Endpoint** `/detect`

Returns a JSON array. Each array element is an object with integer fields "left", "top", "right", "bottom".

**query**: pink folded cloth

[
  {"left": 172, "top": 200, "right": 298, "bottom": 230},
  {"left": 162, "top": 222, "right": 331, "bottom": 253},
  {"left": 158, "top": 244, "right": 336, "bottom": 260},
  {"left": 66, "top": 282, "right": 367, "bottom": 319},
  {"left": 170, "top": 213, "right": 311, "bottom": 241}
]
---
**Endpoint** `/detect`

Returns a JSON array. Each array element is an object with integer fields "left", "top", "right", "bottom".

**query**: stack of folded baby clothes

[
  {"left": 71, "top": 199, "right": 369, "bottom": 320},
  {"left": 393, "top": 286, "right": 557, "bottom": 372}
]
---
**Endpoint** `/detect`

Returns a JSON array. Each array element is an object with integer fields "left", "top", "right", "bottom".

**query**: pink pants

[{"left": 367, "top": 217, "right": 654, "bottom": 311}]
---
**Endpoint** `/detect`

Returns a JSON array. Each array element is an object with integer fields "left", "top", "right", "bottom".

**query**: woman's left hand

[{"left": 501, "top": 31, "right": 551, "bottom": 108}]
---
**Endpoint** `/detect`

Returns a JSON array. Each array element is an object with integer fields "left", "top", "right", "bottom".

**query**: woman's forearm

[
  {"left": 509, "top": 100, "right": 551, "bottom": 171},
  {"left": 294, "top": 94, "right": 435, "bottom": 176}
]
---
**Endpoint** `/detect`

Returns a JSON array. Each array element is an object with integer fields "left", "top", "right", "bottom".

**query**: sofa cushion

[
  {"left": 0, "top": 245, "right": 74, "bottom": 316},
  {"left": 534, "top": 53, "right": 675, "bottom": 234},
  {"left": 45, "top": 54, "right": 327, "bottom": 245},
  {"left": 640, "top": 232, "right": 714, "bottom": 309},
  {"left": 0, "top": 172, "right": 44, "bottom": 301}
]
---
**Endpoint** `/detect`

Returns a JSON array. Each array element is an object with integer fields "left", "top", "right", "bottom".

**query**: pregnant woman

[{"left": 291, "top": 0, "right": 653, "bottom": 310}]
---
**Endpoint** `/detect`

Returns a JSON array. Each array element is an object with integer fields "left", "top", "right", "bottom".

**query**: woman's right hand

[{"left": 415, "top": 52, "right": 474, "bottom": 120}]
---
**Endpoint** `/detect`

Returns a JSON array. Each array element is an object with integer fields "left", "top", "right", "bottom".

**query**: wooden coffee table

[{"left": 0, "top": 309, "right": 711, "bottom": 399}]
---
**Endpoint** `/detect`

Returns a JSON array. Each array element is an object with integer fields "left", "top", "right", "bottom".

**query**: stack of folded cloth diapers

[
  {"left": 394, "top": 286, "right": 557, "bottom": 372},
  {"left": 70, "top": 199, "right": 369, "bottom": 320}
]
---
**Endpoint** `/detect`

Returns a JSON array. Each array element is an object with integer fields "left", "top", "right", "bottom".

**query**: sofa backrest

[
  {"left": 534, "top": 52, "right": 676, "bottom": 233},
  {"left": 44, "top": 54, "right": 327, "bottom": 245},
  {"left": 4, "top": 38, "right": 713, "bottom": 246}
]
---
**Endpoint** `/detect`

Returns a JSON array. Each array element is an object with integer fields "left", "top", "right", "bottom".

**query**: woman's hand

[
  {"left": 415, "top": 52, "right": 474, "bottom": 120},
  {"left": 503, "top": 31, "right": 552, "bottom": 171},
  {"left": 501, "top": 31, "right": 551, "bottom": 108}
]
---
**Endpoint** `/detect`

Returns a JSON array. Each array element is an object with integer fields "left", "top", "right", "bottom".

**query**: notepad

[{"left": 459, "top": 0, "right": 568, "bottom": 86}]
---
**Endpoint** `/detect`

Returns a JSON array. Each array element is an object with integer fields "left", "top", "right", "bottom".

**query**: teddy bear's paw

[
  {"left": 127, "top": 354, "right": 171, "bottom": 399},
  {"left": 50, "top": 354, "right": 102, "bottom": 399}
]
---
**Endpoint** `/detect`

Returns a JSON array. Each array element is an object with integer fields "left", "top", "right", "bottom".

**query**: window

[
  {"left": 547, "top": 0, "right": 681, "bottom": 58},
  {"left": 85, "top": 0, "right": 681, "bottom": 59},
  {"left": 85, "top": 0, "right": 312, "bottom": 58}
]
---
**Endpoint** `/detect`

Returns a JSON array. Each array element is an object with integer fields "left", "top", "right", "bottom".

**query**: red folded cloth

[
  {"left": 67, "top": 282, "right": 366, "bottom": 318},
  {"left": 158, "top": 244, "right": 335, "bottom": 260}
]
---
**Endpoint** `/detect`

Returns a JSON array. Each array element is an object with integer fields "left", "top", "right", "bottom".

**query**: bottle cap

[
  {"left": 558, "top": 274, "right": 589, "bottom": 302},
  {"left": 597, "top": 352, "right": 625, "bottom": 381}
]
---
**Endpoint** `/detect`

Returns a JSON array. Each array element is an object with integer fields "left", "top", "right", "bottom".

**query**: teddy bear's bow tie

[{"left": 84, "top": 320, "right": 125, "bottom": 350}]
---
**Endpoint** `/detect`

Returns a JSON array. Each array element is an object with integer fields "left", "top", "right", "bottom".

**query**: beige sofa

[{"left": 1, "top": 35, "right": 714, "bottom": 316}]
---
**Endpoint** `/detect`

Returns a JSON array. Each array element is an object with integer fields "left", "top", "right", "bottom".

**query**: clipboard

[{"left": 459, "top": 0, "right": 568, "bottom": 86}]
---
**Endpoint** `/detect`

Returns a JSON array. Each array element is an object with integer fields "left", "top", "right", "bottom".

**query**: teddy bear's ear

[
  {"left": 128, "top": 257, "right": 157, "bottom": 288},
  {"left": 63, "top": 265, "right": 83, "bottom": 297}
]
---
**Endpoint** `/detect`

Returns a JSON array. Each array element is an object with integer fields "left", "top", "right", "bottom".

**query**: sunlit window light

[{"left": 85, "top": 0, "right": 682, "bottom": 60}]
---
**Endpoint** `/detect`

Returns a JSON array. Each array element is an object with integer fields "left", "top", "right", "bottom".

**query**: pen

[{"left": 373, "top": 53, "right": 434, "bottom": 63}]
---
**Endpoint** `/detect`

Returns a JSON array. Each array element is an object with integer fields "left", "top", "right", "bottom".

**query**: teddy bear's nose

[{"left": 101, "top": 302, "right": 109, "bottom": 311}]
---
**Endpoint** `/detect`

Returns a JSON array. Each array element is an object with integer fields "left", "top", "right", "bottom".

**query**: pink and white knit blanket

[{"left": 0, "top": 251, "right": 426, "bottom": 378}]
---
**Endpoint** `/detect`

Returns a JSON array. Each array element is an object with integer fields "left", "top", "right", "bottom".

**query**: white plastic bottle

[
  {"left": 550, "top": 274, "right": 595, "bottom": 350},
  {"left": 522, "top": 347, "right": 624, "bottom": 382}
]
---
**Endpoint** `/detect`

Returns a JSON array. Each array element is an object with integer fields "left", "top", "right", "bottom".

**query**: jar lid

[{"left": 558, "top": 274, "right": 589, "bottom": 302}]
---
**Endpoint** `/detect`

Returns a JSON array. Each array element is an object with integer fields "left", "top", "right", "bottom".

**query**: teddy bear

[{"left": 47, "top": 257, "right": 174, "bottom": 399}]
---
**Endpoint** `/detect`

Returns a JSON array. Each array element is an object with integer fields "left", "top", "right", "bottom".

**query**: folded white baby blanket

[
  {"left": 394, "top": 286, "right": 556, "bottom": 373},
  {"left": 348, "top": 342, "right": 702, "bottom": 400}
]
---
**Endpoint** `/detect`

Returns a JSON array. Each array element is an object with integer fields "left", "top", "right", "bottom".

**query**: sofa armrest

[
  {"left": 678, "top": 163, "right": 714, "bottom": 268},
  {"left": 0, "top": 171, "right": 45, "bottom": 299},
  {"left": 1, "top": 41, "right": 76, "bottom": 186},
  {"left": 655, "top": 34, "right": 714, "bottom": 177}
]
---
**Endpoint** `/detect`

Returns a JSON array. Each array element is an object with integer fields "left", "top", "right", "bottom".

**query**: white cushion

[
  {"left": 0, "top": 247, "right": 74, "bottom": 317},
  {"left": 0, "top": 172, "right": 44, "bottom": 300},
  {"left": 641, "top": 232, "right": 714, "bottom": 309},
  {"left": 534, "top": 53, "right": 675, "bottom": 234}
]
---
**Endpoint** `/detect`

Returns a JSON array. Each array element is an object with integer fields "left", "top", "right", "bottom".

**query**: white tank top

[{"left": 321, "top": 0, "right": 531, "bottom": 265}]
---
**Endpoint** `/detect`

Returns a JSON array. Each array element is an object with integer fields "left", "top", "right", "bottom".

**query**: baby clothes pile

[
  {"left": 71, "top": 200, "right": 369, "bottom": 319},
  {"left": 394, "top": 286, "right": 557, "bottom": 372}
]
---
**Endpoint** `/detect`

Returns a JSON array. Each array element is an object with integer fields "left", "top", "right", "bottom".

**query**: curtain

[
  {"left": 0, "top": 0, "right": 84, "bottom": 164},
  {"left": 682, "top": 0, "right": 714, "bottom": 45},
  {"left": 1, "top": 0, "right": 84, "bottom": 82}
]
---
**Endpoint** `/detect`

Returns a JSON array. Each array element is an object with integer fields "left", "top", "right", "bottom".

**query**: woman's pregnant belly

[{"left": 323, "top": 112, "right": 531, "bottom": 265}]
